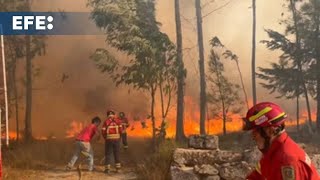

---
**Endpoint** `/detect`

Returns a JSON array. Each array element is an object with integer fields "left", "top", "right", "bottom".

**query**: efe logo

[{"left": 12, "top": 15, "right": 53, "bottom": 30}]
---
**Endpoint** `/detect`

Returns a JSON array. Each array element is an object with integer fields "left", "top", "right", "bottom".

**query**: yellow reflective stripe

[
  {"left": 107, "top": 125, "right": 119, "bottom": 128},
  {"left": 115, "top": 163, "right": 121, "bottom": 168},
  {"left": 107, "top": 134, "right": 120, "bottom": 139},
  {"left": 249, "top": 107, "right": 272, "bottom": 122},
  {"left": 270, "top": 112, "right": 286, "bottom": 122},
  {"left": 256, "top": 162, "right": 261, "bottom": 174},
  {"left": 106, "top": 125, "right": 120, "bottom": 134}
]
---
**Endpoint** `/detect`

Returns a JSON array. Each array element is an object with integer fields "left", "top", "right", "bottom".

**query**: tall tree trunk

[
  {"left": 289, "top": 0, "right": 313, "bottom": 131},
  {"left": 11, "top": 60, "right": 19, "bottom": 140},
  {"left": 303, "top": 83, "right": 313, "bottom": 127},
  {"left": 195, "top": 0, "right": 206, "bottom": 135},
  {"left": 251, "top": 0, "right": 257, "bottom": 105},
  {"left": 8, "top": 41, "right": 20, "bottom": 141},
  {"left": 159, "top": 80, "right": 166, "bottom": 140},
  {"left": 160, "top": 80, "right": 165, "bottom": 119},
  {"left": 296, "top": 94, "right": 300, "bottom": 132},
  {"left": 313, "top": 0, "right": 320, "bottom": 132},
  {"left": 317, "top": 31, "right": 320, "bottom": 132},
  {"left": 174, "top": 0, "right": 185, "bottom": 142},
  {"left": 24, "top": 0, "right": 33, "bottom": 142},
  {"left": 235, "top": 60, "right": 249, "bottom": 110},
  {"left": 222, "top": 100, "right": 226, "bottom": 135},
  {"left": 151, "top": 87, "right": 156, "bottom": 151},
  {"left": 25, "top": 34, "right": 32, "bottom": 141}
]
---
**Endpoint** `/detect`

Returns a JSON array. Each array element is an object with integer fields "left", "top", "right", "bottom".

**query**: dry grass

[
  {"left": 2, "top": 130, "right": 319, "bottom": 180},
  {"left": 134, "top": 139, "right": 184, "bottom": 180},
  {"left": 3, "top": 139, "right": 77, "bottom": 169},
  {"left": 2, "top": 137, "right": 171, "bottom": 179}
]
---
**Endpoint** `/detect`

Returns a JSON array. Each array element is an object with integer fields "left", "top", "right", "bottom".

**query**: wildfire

[
  {"left": 3, "top": 131, "right": 20, "bottom": 140},
  {"left": 1, "top": 131, "right": 49, "bottom": 140},
  {"left": 65, "top": 120, "right": 84, "bottom": 138},
  {"left": 125, "top": 96, "right": 244, "bottom": 137},
  {"left": 61, "top": 98, "right": 317, "bottom": 139},
  {"left": 35, "top": 136, "right": 48, "bottom": 140},
  {"left": 284, "top": 110, "right": 317, "bottom": 127}
]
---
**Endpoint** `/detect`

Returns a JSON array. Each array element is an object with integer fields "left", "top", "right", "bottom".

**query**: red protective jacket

[
  {"left": 247, "top": 132, "right": 319, "bottom": 180},
  {"left": 101, "top": 117, "right": 122, "bottom": 140},
  {"left": 119, "top": 117, "right": 129, "bottom": 133}
]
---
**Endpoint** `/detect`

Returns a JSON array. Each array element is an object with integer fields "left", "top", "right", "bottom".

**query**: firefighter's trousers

[{"left": 105, "top": 139, "right": 121, "bottom": 169}]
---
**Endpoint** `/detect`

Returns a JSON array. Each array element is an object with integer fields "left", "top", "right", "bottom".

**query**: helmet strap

[{"left": 258, "top": 127, "right": 271, "bottom": 153}]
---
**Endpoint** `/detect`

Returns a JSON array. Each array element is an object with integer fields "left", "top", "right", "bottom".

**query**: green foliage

[
  {"left": 88, "top": 0, "right": 178, "bottom": 143},
  {"left": 257, "top": 62, "right": 303, "bottom": 99},
  {"left": 88, "top": 0, "right": 177, "bottom": 91},
  {"left": 207, "top": 37, "right": 242, "bottom": 117},
  {"left": 259, "top": 0, "right": 320, "bottom": 100}
]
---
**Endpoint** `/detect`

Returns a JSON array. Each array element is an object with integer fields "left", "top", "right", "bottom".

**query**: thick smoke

[{"left": 8, "top": 0, "right": 316, "bottom": 138}]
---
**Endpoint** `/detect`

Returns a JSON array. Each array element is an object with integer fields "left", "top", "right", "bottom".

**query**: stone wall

[{"left": 171, "top": 135, "right": 320, "bottom": 180}]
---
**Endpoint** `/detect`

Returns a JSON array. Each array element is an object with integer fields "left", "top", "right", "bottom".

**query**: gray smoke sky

[{"left": 9, "top": 0, "right": 316, "bottom": 137}]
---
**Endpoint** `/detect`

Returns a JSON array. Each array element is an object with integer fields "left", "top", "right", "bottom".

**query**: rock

[
  {"left": 311, "top": 154, "right": 320, "bottom": 174},
  {"left": 243, "top": 147, "right": 261, "bottom": 167},
  {"left": 172, "top": 148, "right": 212, "bottom": 166},
  {"left": 204, "top": 136, "right": 219, "bottom": 150},
  {"left": 171, "top": 166, "right": 200, "bottom": 180},
  {"left": 188, "top": 135, "right": 219, "bottom": 150},
  {"left": 214, "top": 150, "right": 243, "bottom": 164},
  {"left": 203, "top": 175, "right": 220, "bottom": 180},
  {"left": 172, "top": 148, "right": 243, "bottom": 167},
  {"left": 194, "top": 164, "right": 219, "bottom": 175},
  {"left": 218, "top": 161, "right": 253, "bottom": 180},
  {"left": 189, "top": 135, "right": 204, "bottom": 149}
]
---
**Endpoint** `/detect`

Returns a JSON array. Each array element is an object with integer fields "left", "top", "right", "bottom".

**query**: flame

[
  {"left": 3, "top": 131, "right": 20, "bottom": 140},
  {"left": 65, "top": 120, "right": 84, "bottom": 138},
  {"left": 126, "top": 97, "right": 318, "bottom": 138},
  {"left": 2, "top": 131, "right": 49, "bottom": 140},
  {"left": 285, "top": 110, "right": 317, "bottom": 127},
  {"left": 60, "top": 98, "right": 318, "bottom": 139},
  {"left": 35, "top": 136, "right": 48, "bottom": 140},
  {"left": 126, "top": 96, "right": 244, "bottom": 137}
]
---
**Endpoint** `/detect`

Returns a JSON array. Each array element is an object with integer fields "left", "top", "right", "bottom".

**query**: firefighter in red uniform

[
  {"left": 102, "top": 110, "right": 122, "bottom": 174},
  {"left": 243, "top": 102, "right": 319, "bottom": 180},
  {"left": 118, "top": 112, "right": 129, "bottom": 149}
]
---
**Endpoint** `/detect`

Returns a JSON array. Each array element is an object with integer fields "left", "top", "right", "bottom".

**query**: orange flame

[
  {"left": 61, "top": 98, "right": 317, "bottom": 138},
  {"left": 35, "top": 136, "right": 49, "bottom": 140},
  {"left": 126, "top": 96, "right": 244, "bottom": 137},
  {"left": 285, "top": 110, "right": 317, "bottom": 127},
  {"left": 65, "top": 120, "right": 84, "bottom": 138},
  {"left": 3, "top": 131, "right": 19, "bottom": 140}
]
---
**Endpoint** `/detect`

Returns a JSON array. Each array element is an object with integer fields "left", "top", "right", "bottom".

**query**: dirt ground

[
  {"left": 3, "top": 167, "right": 137, "bottom": 180},
  {"left": 2, "top": 138, "right": 150, "bottom": 180},
  {"left": 2, "top": 130, "right": 320, "bottom": 180}
]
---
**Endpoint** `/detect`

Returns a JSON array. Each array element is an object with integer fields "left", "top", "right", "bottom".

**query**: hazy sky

[{"left": 9, "top": 0, "right": 315, "bottom": 137}]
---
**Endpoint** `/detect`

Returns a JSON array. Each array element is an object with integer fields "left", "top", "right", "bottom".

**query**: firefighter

[
  {"left": 118, "top": 112, "right": 129, "bottom": 149},
  {"left": 102, "top": 109, "right": 122, "bottom": 174},
  {"left": 66, "top": 116, "right": 101, "bottom": 171},
  {"left": 244, "top": 102, "right": 319, "bottom": 180}
]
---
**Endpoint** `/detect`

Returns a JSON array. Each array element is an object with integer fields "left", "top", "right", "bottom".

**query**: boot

[
  {"left": 104, "top": 164, "right": 111, "bottom": 174},
  {"left": 115, "top": 163, "right": 121, "bottom": 173}
]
